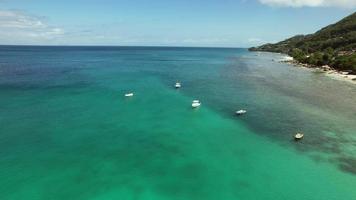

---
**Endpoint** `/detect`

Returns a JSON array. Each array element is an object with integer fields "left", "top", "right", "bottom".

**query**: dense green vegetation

[{"left": 249, "top": 12, "right": 356, "bottom": 74}]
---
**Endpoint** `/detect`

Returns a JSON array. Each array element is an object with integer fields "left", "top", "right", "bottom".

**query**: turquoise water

[{"left": 0, "top": 46, "right": 355, "bottom": 199}]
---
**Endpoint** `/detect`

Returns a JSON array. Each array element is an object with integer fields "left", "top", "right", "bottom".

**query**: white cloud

[
  {"left": 259, "top": 0, "right": 356, "bottom": 7},
  {"left": 0, "top": 10, "right": 45, "bottom": 28},
  {"left": 0, "top": 10, "right": 64, "bottom": 44}
]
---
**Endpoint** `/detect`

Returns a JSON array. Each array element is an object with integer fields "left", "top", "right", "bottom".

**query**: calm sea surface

[{"left": 0, "top": 46, "right": 355, "bottom": 200}]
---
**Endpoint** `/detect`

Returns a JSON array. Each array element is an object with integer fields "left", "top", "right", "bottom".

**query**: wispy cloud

[
  {"left": 0, "top": 10, "right": 64, "bottom": 44},
  {"left": 259, "top": 0, "right": 356, "bottom": 8}
]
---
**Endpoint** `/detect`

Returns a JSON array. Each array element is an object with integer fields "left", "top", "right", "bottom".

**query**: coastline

[{"left": 277, "top": 55, "right": 356, "bottom": 84}]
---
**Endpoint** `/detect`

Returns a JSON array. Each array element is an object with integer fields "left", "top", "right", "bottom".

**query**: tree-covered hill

[{"left": 249, "top": 12, "right": 356, "bottom": 74}]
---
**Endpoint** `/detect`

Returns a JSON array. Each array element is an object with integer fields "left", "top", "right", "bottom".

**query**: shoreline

[{"left": 278, "top": 56, "right": 356, "bottom": 84}]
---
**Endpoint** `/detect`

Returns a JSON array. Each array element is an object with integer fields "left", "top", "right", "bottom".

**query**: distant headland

[{"left": 249, "top": 12, "right": 356, "bottom": 76}]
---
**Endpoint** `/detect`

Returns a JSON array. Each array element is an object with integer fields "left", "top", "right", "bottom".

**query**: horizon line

[{"left": 0, "top": 44, "right": 250, "bottom": 49}]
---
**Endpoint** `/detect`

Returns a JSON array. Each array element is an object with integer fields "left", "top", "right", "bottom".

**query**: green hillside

[{"left": 249, "top": 12, "right": 356, "bottom": 74}]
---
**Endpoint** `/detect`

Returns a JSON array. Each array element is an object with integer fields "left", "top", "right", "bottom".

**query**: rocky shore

[{"left": 280, "top": 58, "right": 356, "bottom": 84}]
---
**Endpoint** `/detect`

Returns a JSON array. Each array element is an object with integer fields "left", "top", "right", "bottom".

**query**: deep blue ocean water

[{"left": 0, "top": 46, "right": 355, "bottom": 199}]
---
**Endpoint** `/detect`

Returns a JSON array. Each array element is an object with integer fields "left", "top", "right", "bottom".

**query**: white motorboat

[
  {"left": 175, "top": 82, "right": 181, "bottom": 88},
  {"left": 294, "top": 133, "right": 304, "bottom": 140},
  {"left": 125, "top": 93, "right": 134, "bottom": 97},
  {"left": 192, "top": 100, "right": 201, "bottom": 108},
  {"left": 236, "top": 110, "right": 247, "bottom": 115}
]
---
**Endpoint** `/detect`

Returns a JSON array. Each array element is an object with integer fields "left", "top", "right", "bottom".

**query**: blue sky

[{"left": 0, "top": 0, "right": 354, "bottom": 47}]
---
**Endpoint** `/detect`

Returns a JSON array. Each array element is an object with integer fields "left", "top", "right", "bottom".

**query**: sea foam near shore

[{"left": 277, "top": 54, "right": 356, "bottom": 84}]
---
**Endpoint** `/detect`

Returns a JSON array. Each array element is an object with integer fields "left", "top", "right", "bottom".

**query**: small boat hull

[
  {"left": 294, "top": 133, "right": 304, "bottom": 140},
  {"left": 192, "top": 103, "right": 201, "bottom": 108},
  {"left": 236, "top": 110, "right": 247, "bottom": 115},
  {"left": 125, "top": 93, "right": 134, "bottom": 97},
  {"left": 192, "top": 100, "right": 201, "bottom": 108}
]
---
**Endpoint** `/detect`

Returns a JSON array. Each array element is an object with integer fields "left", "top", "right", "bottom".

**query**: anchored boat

[
  {"left": 125, "top": 93, "right": 134, "bottom": 97},
  {"left": 192, "top": 100, "right": 201, "bottom": 108},
  {"left": 236, "top": 110, "right": 247, "bottom": 115},
  {"left": 175, "top": 82, "right": 181, "bottom": 88},
  {"left": 294, "top": 132, "right": 304, "bottom": 140}
]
